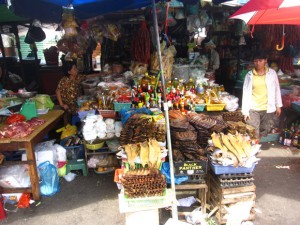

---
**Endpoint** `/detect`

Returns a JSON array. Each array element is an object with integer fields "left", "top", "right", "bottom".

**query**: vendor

[
  {"left": 202, "top": 39, "right": 220, "bottom": 72},
  {"left": 242, "top": 50, "right": 282, "bottom": 139},
  {"left": 56, "top": 59, "right": 86, "bottom": 116}
]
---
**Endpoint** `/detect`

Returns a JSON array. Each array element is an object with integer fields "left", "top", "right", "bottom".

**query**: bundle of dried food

[
  {"left": 196, "top": 127, "right": 211, "bottom": 148},
  {"left": 209, "top": 115, "right": 228, "bottom": 133},
  {"left": 120, "top": 168, "right": 166, "bottom": 198},
  {"left": 187, "top": 112, "right": 217, "bottom": 129},
  {"left": 222, "top": 110, "right": 244, "bottom": 122},
  {"left": 119, "top": 114, "right": 165, "bottom": 145},
  {"left": 123, "top": 139, "right": 163, "bottom": 170},
  {"left": 210, "top": 132, "right": 261, "bottom": 167},
  {"left": 172, "top": 130, "right": 197, "bottom": 142},
  {"left": 168, "top": 110, "right": 186, "bottom": 121},
  {"left": 119, "top": 115, "right": 153, "bottom": 145}
]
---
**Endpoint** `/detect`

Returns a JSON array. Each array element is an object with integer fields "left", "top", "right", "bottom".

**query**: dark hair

[
  {"left": 253, "top": 50, "right": 268, "bottom": 60},
  {"left": 61, "top": 55, "right": 77, "bottom": 76}
]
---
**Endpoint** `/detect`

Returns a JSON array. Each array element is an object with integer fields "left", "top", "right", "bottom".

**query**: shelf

[
  {"left": 86, "top": 148, "right": 120, "bottom": 156},
  {"left": 0, "top": 160, "right": 34, "bottom": 167}
]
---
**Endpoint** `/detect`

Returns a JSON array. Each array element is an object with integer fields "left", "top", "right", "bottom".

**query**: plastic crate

[
  {"left": 292, "top": 102, "right": 300, "bottom": 112},
  {"left": 210, "top": 161, "right": 256, "bottom": 175},
  {"left": 195, "top": 104, "right": 206, "bottom": 112},
  {"left": 260, "top": 133, "right": 280, "bottom": 143},
  {"left": 113, "top": 102, "right": 131, "bottom": 112},
  {"left": 60, "top": 138, "right": 85, "bottom": 160},
  {"left": 98, "top": 110, "right": 116, "bottom": 118},
  {"left": 206, "top": 103, "right": 225, "bottom": 111},
  {"left": 174, "top": 159, "right": 208, "bottom": 175}
]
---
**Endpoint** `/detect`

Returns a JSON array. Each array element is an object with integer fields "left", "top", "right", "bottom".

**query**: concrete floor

[{"left": 1, "top": 142, "right": 300, "bottom": 225}]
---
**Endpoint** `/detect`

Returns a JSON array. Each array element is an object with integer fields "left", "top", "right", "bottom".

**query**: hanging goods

[{"left": 38, "top": 161, "right": 60, "bottom": 196}]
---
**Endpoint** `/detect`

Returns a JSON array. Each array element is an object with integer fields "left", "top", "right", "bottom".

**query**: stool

[
  {"left": 66, "top": 159, "right": 87, "bottom": 176},
  {"left": 175, "top": 183, "right": 208, "bottom": 214}
]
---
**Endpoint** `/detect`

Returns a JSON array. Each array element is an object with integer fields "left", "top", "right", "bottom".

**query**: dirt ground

[{"left": 1, "top": 142, "right": 300, "bottom": 225}]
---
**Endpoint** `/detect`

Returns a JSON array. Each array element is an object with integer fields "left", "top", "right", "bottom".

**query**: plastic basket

[
  {"left": 98, "top": 110, "right": 116, "bottom": 118},
  {"left": 113, "top": 102, "right": 131, "bottom": 112},
  {"left": 60, "top": 138, "right": 85, "bottom": 160},
  {"left": 85, "top": 141, "right": 105, "bottom": 150},
  {"left": 206, "top": 103, "right": 225, "bottom": 111},
  {"left": 210, "top": 161, "right": 256, "bottom": 175},
  {"left": 195, "top": 104, "right": 206, "bottom": 112}
]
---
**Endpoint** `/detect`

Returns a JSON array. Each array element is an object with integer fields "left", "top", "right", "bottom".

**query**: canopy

[
  {"left": 230, "top": 0, "right": 300, "bottom": 25},
  {"left": 0, "top": 4, "right": 29, "bottom": 24},
  {"left": 10, "top": 0, "right": 159, "bottom": 23}
]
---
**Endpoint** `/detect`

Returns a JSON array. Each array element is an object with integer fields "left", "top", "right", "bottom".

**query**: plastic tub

[{"left": 210, "top": 162, "right": 256, "bottom": 175}]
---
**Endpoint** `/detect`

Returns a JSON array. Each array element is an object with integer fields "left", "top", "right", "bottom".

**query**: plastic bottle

[{"left": 292, "top": 132, "right": 299, "bottom": 147}]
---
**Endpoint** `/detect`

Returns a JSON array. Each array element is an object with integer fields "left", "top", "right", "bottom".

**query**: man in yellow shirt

[{"left": 242, "top": 51, "right": 282, "bottom": 139}]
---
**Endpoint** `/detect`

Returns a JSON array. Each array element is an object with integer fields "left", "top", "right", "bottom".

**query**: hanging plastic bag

[{"left": 38, "top": 161, "right": 60, "bottom": 196}]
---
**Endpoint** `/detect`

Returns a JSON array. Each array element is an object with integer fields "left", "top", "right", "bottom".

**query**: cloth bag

[{"left": 38, "top": 161, "right": 60, "bottom": 196}]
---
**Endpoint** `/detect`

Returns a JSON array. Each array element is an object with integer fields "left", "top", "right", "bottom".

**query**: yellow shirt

[{"left": 251, "top": 68, "right": 268, "bottom": 110}]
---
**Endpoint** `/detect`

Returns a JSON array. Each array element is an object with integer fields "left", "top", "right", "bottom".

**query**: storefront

[{"left": 0, "top": 0, "right": 300, "bottom": 224}]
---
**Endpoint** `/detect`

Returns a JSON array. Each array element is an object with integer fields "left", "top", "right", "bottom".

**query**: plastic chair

[{"left": 66, "top": 159, "right": 87, "bottom": 176}]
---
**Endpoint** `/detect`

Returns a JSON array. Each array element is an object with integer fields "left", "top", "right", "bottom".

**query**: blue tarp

[{"left": 10, "top": 0, "right": 159, "bottom": 23}]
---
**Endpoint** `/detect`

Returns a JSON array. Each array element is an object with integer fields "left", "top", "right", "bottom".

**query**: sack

[
  {"left": 38, "top": 161, "right": 60, "bottom": 196},
  {"left": 20, "top": 100, "right": 37, "bottom": 120}
]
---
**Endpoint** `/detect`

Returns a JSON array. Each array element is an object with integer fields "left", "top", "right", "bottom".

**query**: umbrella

[
  {"left": 10, "top": 0, "right": 159, "bottom": 23},
  {"left": 229, "top": 0, "right": 300, "bottom": 25}
]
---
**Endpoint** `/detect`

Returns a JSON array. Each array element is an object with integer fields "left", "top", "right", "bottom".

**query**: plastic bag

[
  {"left": 120, "top": 107, "right": 152, "bottom": 124},
  {"left": 161, "top": 162, "right": 188, "bottom": 185},
  {"left": 17, "top": 193, "right": 31, "bottom": 208},
  {"left": 34, "top": 94, "right": 54, "bottom": 110},
  {"left": 38, "top": 161, "right": 60, "bottom": 196},
  {"left": 56, "top": 124, "right": 77, "bottom": 140}
]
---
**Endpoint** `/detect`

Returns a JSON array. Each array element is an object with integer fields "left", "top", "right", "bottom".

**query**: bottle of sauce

[{"left": 141, "top": 73, "right": 150, "bottom": 92}]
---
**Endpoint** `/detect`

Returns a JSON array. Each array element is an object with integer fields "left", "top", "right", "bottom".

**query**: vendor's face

[
  {"left": 68, "top": 65, "right": 78, "bottom": 77},
  {"left": 253, "top": 58, "right": 267, "bottom": 70}
]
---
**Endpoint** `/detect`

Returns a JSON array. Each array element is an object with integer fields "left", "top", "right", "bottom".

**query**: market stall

[{"left": 1, "top": 0, "right": 300, "bottom": 224}]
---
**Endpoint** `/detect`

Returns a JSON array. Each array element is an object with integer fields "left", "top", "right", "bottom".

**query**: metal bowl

[{"left": 16, "top": 91, "right": 37, "bottom": 99}]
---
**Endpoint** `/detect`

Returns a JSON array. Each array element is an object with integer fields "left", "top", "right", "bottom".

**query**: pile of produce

[{"left": 210, "top": 132, "right": 260, "bottom": 167}]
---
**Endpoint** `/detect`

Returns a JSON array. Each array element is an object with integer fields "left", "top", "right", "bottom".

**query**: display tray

[
  {"left": 210, "top": 161, "right": 256, "bottom": 175},
  {"left": 195, "top": 104, "right": 206, "bottom": 112},
  {"left": 206, "top": 103, "right": 226, "bottom": 111}
]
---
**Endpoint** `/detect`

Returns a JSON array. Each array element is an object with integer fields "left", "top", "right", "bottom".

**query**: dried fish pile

[
  {"left": 123, "top": 139, "right": 162, "bottom": 170},
  {"left": 209, "top": 115, "right": 228, "bottom": 133},
  {"left": 170, "top": 117, "right": 206, "bottom": 161},
  {"left": 121, "top": 169, "right": 166, "bottom": 198},
  {"left": 222, "top": 111, "right": 244, "bottom": 122},
  {"left": 119, "top": 114, "right": 166, "bottom": 145},
  {"left": 187, "top": 112, "right": 217, "bottom": 129}
]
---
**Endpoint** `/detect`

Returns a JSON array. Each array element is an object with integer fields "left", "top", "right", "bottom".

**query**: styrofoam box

[{"left": 22, "top": 150, "right": 56, "bottom": 166}]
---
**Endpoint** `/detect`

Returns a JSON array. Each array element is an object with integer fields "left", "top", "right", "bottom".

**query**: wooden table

[{"left": 0, "top": 110, "right": 64, "bottom": 200}]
